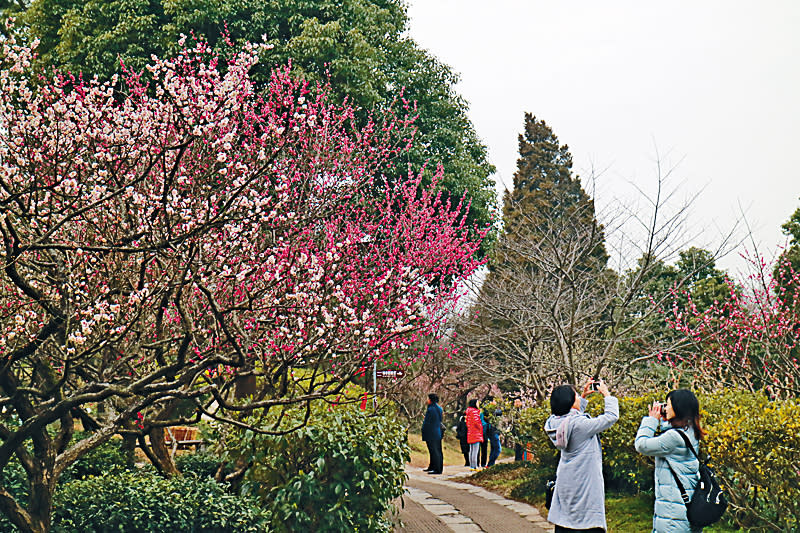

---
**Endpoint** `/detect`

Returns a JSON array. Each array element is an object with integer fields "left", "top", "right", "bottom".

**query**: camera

[{"left": 660, "top": 404, "right": 667, "bottom": 419}]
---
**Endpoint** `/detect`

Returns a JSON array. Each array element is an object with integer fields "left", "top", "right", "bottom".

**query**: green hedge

[
  {"left": 702, "top": 391, "right": 800, "bottom": 531},
  {"left": 0, "top": 433, "right": 135, "bottom": 532},
  {"left": 511, "top": 389, "right": 800, "bottom": 531},
  {"left": 217, "top": 404, "right": 409, "bottom": 533},
  {"left": 52, "top": 471, "right": 268, "bottom": 533},
  {"left": 175, "top": 450, "right": 226, "bottom": 479}
]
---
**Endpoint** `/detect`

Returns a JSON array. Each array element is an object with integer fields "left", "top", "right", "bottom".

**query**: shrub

[
  {"left": 52, "top": 470, "right": 269, "bottom": 533},
  {"left": 175, "top": 451, "right": 225, "bottom": 479},
  {"left": 0, "top": 433, "right": 134, "bottom": 532},
  {"left": 60, "top": 433, "right": 132, "bottom": 483},
  {"left": 219, "top": 403, "right": 409, "bottom": 533},
  {"left": 702, "top": 391, "right": 800, "bottom": 531}
]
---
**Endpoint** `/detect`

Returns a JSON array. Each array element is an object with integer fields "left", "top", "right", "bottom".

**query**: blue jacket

[
  {"left": 421, "top": 403, "right": 442, "bottom": 442},
  {"left": 635, "top": 417, "right": 702, "bottom": 533}
]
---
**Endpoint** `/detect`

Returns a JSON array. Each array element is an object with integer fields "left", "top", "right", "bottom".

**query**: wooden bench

[{"left": 163, "top": 426, "right": 204, "bottom": 456}]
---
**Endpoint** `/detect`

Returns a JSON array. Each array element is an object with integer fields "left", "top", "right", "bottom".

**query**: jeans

[
  {"left": 468, "top": 442, "right": 480, "bottom": 469},
  {"left": 487, "top": 433, "right": 501, "bottom": 466}
]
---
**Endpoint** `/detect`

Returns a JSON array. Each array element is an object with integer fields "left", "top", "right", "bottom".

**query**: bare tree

[{"left": 452, "top": 165, "right": 739, "bottom": 401}]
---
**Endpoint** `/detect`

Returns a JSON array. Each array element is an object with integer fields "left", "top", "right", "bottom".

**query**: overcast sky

[{"left": 405, "top": 1, "right": 800, "bottom": 276}]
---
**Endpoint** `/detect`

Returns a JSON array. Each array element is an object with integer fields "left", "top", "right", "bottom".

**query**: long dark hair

[{"left": 666, "top": 389, "right": 706, "bottom": 440}]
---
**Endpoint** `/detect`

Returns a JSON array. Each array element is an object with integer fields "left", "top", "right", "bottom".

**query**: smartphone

[{"left": 591, "top": 381, "right": 601, "bottom": 391}]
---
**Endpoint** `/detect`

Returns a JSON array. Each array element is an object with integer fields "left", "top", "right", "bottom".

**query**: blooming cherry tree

[
  {"left": 0, "top": 33, "right": 484, "bottom": 533},
  {"left": 664, "top": 253, "right": 800, "bottom": 397}
]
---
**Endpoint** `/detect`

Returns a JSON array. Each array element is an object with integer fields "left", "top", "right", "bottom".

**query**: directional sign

[{"left": 375, "top": 369, "right": 405, "bottom": 379}]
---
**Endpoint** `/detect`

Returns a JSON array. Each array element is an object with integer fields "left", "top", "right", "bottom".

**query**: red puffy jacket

[{"left": 465, "top": 407, "right": 484, "bottom": 444}]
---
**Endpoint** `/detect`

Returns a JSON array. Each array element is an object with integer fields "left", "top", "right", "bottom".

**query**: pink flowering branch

[{"left": 663, "top": 251, "right": 800, "bottom": 397}]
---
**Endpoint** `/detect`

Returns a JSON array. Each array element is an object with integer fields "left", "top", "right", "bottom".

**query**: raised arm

[
  {"left": 635, "top": 417, "right": 682, "bottom": 457},
  {"left": 574, "top": 395, "right": 619, "bottom": 436}
]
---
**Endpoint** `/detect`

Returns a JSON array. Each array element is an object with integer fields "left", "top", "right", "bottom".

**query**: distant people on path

[
  {"left": 544, "top": 380, "right": 619, "bottom": 533},
  {"left": 421, "top": 393, "right": 443, "bottom": 475},
  {"left": 465, "top": 399, "right": 484, "bottom": 470},
  {"left": 487, "top": 408, "right": 503, "bottom": 466},
  {"left": 456, "top": 414, "right": 470, "bottom": 466},
  {"left": 635, "top": 389, "right": 705, "bottom": 533}
]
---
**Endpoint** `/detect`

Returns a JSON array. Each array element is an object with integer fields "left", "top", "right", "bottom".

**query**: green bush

[
  {"left": 52, "top": 470, "right": 268, "bottom": 533},
  {"left": 702, "top": 391, "right": 800, "bottom": 531},
  {"left": 218, "top": 404, "right": 409, "bottom": 533},
  {"left": 0, "top": 433, "right": 134, "bottom": 532},
  {"left": 60, "top": 433, "right": 133, "bottom": 483},
  {"left": 175, "top": 451, "right": 225, "bottom": 479}
]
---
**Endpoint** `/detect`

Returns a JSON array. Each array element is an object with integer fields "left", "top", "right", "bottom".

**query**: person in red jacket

[{"left": 465, "top": 399, "right": 484, "bottom": 470}]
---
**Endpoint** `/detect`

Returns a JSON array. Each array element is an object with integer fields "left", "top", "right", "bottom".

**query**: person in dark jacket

[
  {"left": 421, "top": 393, "right": 443, "bottom": 474},
  {"left": 456, "top": 415, "right": 470, "bottom": 466},
  {"left": 487, "top": 408, "right": 503, "bottom": 466},
  {"left": 479, "top": 409, "right": 489, "bottom": 467}
]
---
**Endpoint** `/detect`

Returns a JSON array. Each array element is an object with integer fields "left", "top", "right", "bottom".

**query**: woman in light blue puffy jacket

[{"left": 635, "top": 390, "right": 705, "bottom": 533}]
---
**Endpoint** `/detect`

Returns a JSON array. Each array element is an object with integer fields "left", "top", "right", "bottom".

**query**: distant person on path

[
  {"left": 421, "top": 393, "right": 443, "bottom": 475},
  {"left": 634, "top": 389, "right": 704, "bottom": 533},
  {"left": 456, "top": 414, "right": 470, "bottom": 466},
  {"left": 487, "top": 408, "right": 503, "bottom": 466},
  {"left": 544, "top": 380, "right": 619, "bottom": 532},
  {"left": 479, "top": 407, "right": 489, "bottom": 467},
  {"left": 465, "top": 399, "right": 484, "bottom": 470}
]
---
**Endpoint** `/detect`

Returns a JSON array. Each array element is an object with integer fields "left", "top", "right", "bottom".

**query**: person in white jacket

[{"left": 544, "top": 380, "right": 619, "bottom": 533}]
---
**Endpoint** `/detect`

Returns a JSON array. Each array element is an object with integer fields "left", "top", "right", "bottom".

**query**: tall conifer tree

[{"left": 493, "top": 113, "right": 608, "bottom": 271}]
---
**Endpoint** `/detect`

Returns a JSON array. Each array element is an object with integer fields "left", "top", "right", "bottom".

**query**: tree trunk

[{"left": 147, "top": 427, "right": 180, "bottom": 477}]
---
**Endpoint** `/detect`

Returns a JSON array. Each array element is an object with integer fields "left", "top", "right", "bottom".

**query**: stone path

[{"left": 394, "top": 465, "right": 554, "bottom": 533}]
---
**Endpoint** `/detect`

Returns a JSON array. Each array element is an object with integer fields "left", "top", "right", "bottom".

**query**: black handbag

[
  {"left": 544, "top": 477, "right": 556, "bottom": 509},
  {"left": 665, "top": 429, "right": 728, "bottom": 527},
  {"left": 544, "top": 449, "right": 560, "bottom": 510}
]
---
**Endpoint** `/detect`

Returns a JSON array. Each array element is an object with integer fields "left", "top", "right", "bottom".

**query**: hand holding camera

[
  {"left": 583, "top": 379, "right": 610, "bottom": 398},
  {"left": 649, "top": 402, "right": 668, "bottom": 420}
]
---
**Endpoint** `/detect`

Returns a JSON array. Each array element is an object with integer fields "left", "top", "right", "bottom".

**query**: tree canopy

[
  {"left": 0, "top": 36, "right": 484, "bottom": 532},
  {"left": 776, "top": 200, "right": 800, "bottom": 294},
  {"left": 496, "top": 113, "right": 608, "bottom": 270},
  {"left": 5, "top": 0, "right": 497, "bottom": 250}
]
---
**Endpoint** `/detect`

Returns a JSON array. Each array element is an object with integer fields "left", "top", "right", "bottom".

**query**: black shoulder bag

[
  {"left": 664, "top": 429, "right": 728, "bottom": 527},
  {"left": 544, "top": 451, "right": 558, "bottom": 510}
]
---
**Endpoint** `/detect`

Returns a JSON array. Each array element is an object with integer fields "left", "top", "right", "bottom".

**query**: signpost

[{"left": 375, "top": 369, "right": 406, "bottom": 379}]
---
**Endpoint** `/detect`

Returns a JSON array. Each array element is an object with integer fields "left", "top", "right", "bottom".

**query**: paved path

[{"left": 394, "top": 465, "right": 554, "bottom": 533}]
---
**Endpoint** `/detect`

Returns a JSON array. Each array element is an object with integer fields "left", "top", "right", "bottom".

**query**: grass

[
  {"left": 406, "top": 432, "right": 515, "bottom": 469},
  {"left": 407, "top": 432, "right": 467, "bottom": 468},
  {"left": 464, "top": 461, "right": 742, "bottom": 532}
]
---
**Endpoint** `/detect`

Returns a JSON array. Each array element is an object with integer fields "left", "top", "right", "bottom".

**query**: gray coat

[
  {"left": 634, "top": 417, "right": 702, "bottom": 533},
  {"left": 544, "top": 395, "right": 619, "bottom": 531}
]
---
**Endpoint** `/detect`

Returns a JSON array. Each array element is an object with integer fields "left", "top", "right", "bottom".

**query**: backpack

[
  {"left": 665, "top": 428, "right": 728, "bottom": 527},
  {"left": 456, "top": 417, "right": 467, "bottom": 440}
]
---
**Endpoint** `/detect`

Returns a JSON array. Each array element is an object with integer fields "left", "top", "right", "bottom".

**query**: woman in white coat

[{"left": 544, "top": 380, "right": 619, "bottom": 532}]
